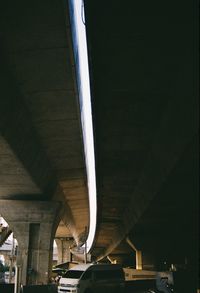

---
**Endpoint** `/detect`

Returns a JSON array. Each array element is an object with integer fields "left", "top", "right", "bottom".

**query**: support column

[
  {"left": 126, "top": 237, "right": 158, "bottom": 270},
  {"left": 136, "top": 250, "right": 143, "bottom": 270},
  {"left": 0, "top": 200, "right": 61, "bottom": 285},
  {"left": 126, "top": 237, "right": 143, "bottom": 270},
  {"left": 55, "top": 238, "right": 74, "bottom": 265}
]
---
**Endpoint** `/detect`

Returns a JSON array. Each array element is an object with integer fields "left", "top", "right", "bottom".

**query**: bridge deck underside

[{"left": 84, "top": 0, "right": 198, "bottom": 263}]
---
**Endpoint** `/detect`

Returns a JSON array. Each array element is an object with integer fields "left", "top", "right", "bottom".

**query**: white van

[{"left": 57, "top": 263, "right": 125, "bottom": 293}]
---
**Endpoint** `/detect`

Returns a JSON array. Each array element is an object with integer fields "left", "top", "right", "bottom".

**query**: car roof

[
  {"left": 68, "top": 263, "right": 122, "bottom": 272},
  {"left": 68, "top": 263, "right": 92, "bottom": 271}
]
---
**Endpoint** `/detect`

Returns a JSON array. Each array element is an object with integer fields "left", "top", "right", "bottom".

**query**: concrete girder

[
  {"left": 0, "top": 58, "right": 56, "bottom": 198},
  {"left": 0, "top": 64, "right": 78, "bottom": 242},
  {"left": 0, "top": 0, "right": 89, "bottom": 246},
  {"left": 83, "top": 0, "right": 198, "bottom": 268},
  {"left": 96, "top": 66, "right": 198, "bottom": 260}
]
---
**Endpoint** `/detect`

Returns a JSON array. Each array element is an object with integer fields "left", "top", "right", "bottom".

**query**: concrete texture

[
  {"left": 0, "top": 200, "right": 61, "bottom": 284},
  {"left": 0, "top": 0, "right": 89, "bottom": 247},
  {"left": 55, "top": 238, "right": 74, "bottom": 265}
]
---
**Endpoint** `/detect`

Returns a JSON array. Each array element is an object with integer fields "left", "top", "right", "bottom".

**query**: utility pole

[
  {"left": 84, "top": 226, "right": 88, "bottom": 264},
  {"left": 14, "top": 265, "right": 22, "bottom": 293},
  {"left": 9, "top": 234, "right": 15, "bottom": 283}
]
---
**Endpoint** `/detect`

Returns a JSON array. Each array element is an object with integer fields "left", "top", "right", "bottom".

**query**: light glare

[{"left": 72, "top": 0, "right": 97, "bottom": 252}]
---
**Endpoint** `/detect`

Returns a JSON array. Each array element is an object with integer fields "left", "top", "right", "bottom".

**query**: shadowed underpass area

[{"left": 0, "top": 0, "right": 199, "bottom": 292}]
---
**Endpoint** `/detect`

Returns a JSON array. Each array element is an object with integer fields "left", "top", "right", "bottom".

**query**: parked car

[{"left": 58, "top": 263, "right": 125, "bottom": 293}]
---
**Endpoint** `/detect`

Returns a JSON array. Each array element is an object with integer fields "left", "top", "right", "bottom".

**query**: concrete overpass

[
  {"left": 84, "top": 0, "right": 199, "bottom": 275},
  {"left": 0, "top": 0, "right": 90, "bottom": 284},
  {"left": 0, "top": 0, "right": 199, "bottom": 288},
  {"left": 84, "top": 0, "right": 198, "bottom": 265}
]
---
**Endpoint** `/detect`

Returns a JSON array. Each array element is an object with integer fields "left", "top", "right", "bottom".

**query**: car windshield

[{"left": 63, "top": 270, "right": 84, "bottom": 279}]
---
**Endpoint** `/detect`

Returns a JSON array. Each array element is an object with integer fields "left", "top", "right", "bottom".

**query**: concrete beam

[
  {"left": 0, "top": 0, "right": 89, "bottom": 246},
  {"left": 126, "top": 237, "right": 142, "bottom": 270},
  {"left": 0, "top": 50, "right": 57, "bottom": 199},
  {"left": 96, "top": 61, "right": 198, "bottom": 260}
]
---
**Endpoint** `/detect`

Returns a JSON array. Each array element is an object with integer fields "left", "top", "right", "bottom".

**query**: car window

[
  {"left": 81, "top": 270, "right": 92, "bottom": 280},
  {"left": 63, "top": 270, "right": 84, "bottom": 279}
]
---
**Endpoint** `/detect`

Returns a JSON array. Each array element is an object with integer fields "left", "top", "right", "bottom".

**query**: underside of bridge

[
  {"left": 0, "top": 0, "right": 199, "bottom": 282},
  {"left": 0, "top": 0, "right": 89, "bottom": 245},
  {"left": 84, "top": 0, "right": 199, "bottom": 270}
]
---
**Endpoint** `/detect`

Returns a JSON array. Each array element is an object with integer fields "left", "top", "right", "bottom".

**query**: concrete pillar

[
  {"left": 55, "top": 238, "right": 74, "bottom": 265},
  {"left": 126, "top": 237, "right": 143, "bottom": 269},
  {"left": 126, "top": 237, "right": 158, "bottom": 270},
  {"left": 0, "top": 200, "right": 61, "bottom": 285},
  {"left": 136, "top": 250, "right": 143, "bottom": 270}
]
